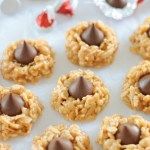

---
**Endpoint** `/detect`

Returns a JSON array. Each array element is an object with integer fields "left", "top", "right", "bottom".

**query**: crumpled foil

[{"left": 94, "top": 0, "right": 137, "bottom": 20}]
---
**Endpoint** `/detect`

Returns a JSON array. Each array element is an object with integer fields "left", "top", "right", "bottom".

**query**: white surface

[
  {"left": 0, "top": 0, "right": 150, "bottom": 149},
  {"left": 0, "top": 0, "right": 21, "bottom": 15}
]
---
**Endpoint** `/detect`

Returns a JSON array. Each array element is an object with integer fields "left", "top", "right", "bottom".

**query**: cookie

[
  {"left": 130, "top": 17, "right": 150, "bottom": 60},
  {"left": 1, "top": 39, "right": 55, "bottom": 84},
  {"left": 0, "top": 85, "right": 43, "bottom": 140},
  {"left": 51, "top": 70, "right": 109, "bottom": 121},
  {"left": 121, "top": 61, "right": 150, "bottom": 113},
  {"left": 32, "top": 124, "right": 91, "bottom": 150},
  {"left": 98, "top": 114, "right": 150, "bottom": 150},
  {"left": 0, "top": 143, "right": 11, "bottom": 150},
  {"left": 66, "top": 21, "right": 118, "bottom": 67}
]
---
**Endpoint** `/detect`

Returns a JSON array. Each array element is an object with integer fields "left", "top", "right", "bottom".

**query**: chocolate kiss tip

[
  {"left": 68, "top": 76, "right": 93, "bottom": 99},
  {"left": 81, "top": 24, "right": 104, "bottom": 46},
  {"left": 0, "top": 93, "right": 24, "bottom": 116},
  {"left": 14, "top": 41, "right": 38, "bottom": 65}
]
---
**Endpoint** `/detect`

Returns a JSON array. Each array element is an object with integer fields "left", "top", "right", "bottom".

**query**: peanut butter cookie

[
  {"left": 1, "top": 39, "right": 55, "bottom": 84},
  {"left": 66, "top": 21, "right": 118, "bottom": 67}
]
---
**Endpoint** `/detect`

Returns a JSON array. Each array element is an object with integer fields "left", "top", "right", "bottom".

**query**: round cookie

[
  {"left": 0, "top": 85, "right": 43, "bottom": 140},
  {"left": 51, "top": 70, "right": 109, "bottom": 121},
  {"left": 98, "top": 114, "right": 150, "bottom": 150},
  {"left": 66, "top": 21, "right": 118, "bottom": 67},
  {"left": 130, "top": 17, "right": 150, "bottom": 60},
  {"left": 1, "top": 39, "right": 55, "bottom": 84},
  {"left": 32, "top": 124, "right": 91, "bottom": 150},
  {"left": 0, "top": 143, "right": 11, "bottom": 150},
  {"left": 121, "top": 61, "right": 150, "bottom": 114}
]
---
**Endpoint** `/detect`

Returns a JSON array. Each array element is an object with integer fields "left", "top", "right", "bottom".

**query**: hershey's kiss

[
  {"left": 14, "top": 41, "right": 38, "bottom": 65},
  {"left": 138, "top": 74, "right": 150, "bottom": 95},
  {"left": 68, "top": 76, "right": 93, "bottom": 99},
  {"left": 0, "top": 93, "right": 24, "bottom": 116},
  {"left": 81, "top": 24, "right": 104, "bottom": 46},
  {"left": 115, "top": 123, "right": 141, "bottom": 145},
  {"left": 106, "top": 0, "right": 127, "bottom": 8},
  {"left": 47, "top": 137, "right": 73, "bottom": 150},
  {"left": 147, "top": 27, "right": 150, "bottom": 38},
  {"left": 0, "top": 105, "right": 2, "bottom": 115}
]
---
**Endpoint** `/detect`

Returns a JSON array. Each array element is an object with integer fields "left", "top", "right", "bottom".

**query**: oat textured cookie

[
  {"left": 0, "top": 85, "right": 43, "bottom": 140},
  {"left": 98, "top": 114, "right": 150, "bottom": 150},
  {"left": 51, "top": 70, "right": 109, "bottom": 121},
  {"left": 1, "top": 39, "right": 55, "bottom": 84},
  {"left": 0, "top": 143, "right": 11, "bottom": 150},
  {"left": 130, "top": 17, "right": 150, "bottom": 60},
  {"left": 66, "top": 21, "right": 118, "bottom": 67},
  {"left": 121, "top": 61, "right": 150, "bottom": 113},
  {"left": 32, "top": 124, "right": 91, "bottom": 150}
]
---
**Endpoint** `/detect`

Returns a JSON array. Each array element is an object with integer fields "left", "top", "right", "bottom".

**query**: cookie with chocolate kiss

[
  {"left": 0, "top": 93, "right": 24, "bottom": 116},
  {"left": 81, "top": 24, "right": 104, "bottom": 46},
  {"left": 68, "top": 76, "right": 93, "bottom": 99},
  {"left": 47, "top": 137, "right": 73, "bottom": 150},
  {"left": 14, "top": 41, "right": 38, "bottom": 65},
  {"left": 106, "top": 0, "right": 127, "bottom": 8},
  {"left": 115, "top": 123, "right": 141, "bottom": 145}
]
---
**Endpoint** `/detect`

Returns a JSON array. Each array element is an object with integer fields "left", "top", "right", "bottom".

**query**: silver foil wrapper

[{"left": 94, "top": 0, "right": 137, "bottom": 20}]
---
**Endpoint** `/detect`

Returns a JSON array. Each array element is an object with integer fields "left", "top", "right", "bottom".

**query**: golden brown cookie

[
  {"left": 130, "top": 17, "right": 150, "bottom": 60},
  {"left": 32, "top": 124, "right": 92, "bottom": 150},
  {"left": 121, "top": 61, "right": 150, "bottom": 114},
  {"left": 66, "top": 21, "right": 118, "bottom": 67},
  {"left": 1, "top": 39, "right": 55, "bottom": 84},
  {"left": 0, "top": 143, "right": 11, "bottom": 150},
  {"left": 51, "top": 70, "right": 109, "bottom": 121},
  {"left": 0, "top": 85, "right": 43, "bottom": 140},
  {"left": 98, "top": 114, "right": 150, "bottom": 150}
]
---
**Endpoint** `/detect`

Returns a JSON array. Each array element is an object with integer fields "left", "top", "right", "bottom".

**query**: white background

[{"left": 0, "top": 0, "right": 150, "bottom": 149}]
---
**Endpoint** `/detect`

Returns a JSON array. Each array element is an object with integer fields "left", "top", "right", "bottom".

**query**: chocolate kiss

[
  {"left": 106, "top": 0, "right": 127, "bottom": 8},
  {"left": 47, "top": 137, "right": 73, "bottom": 150},
  {"left": 0, "top": 105, "right": 2, "bottom": 115},
  {"left": 0, "top": 93, "right": 24, "bottom": 116},
  {"left": 14, "top": 41, "right": 38, "bottom": 65},
  {"left": 147, "top": 28, "right": 150, "bottom": 38},
  {"left": 81, "top": 24, "right": 104, "bottom": 46},
  {"left": 115, "top": 123, "right": 141, "bottom": 145},
  {"left": 138, "top": 74, "right": 150, "bottom": 95},
  {"left": 68, "top": 76, "right": 93, "bottom": 99}
]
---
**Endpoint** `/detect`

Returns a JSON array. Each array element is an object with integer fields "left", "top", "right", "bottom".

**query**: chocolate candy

[
  {"left": 81, "top": 24, "right": 104, "bottom": 46},
  {"left": 147, "top": 28, "right": 150, "bottom": 38},
  {"left": 138, "top": 74, "right": 150, "bottom": 95},
  {"left": 68, "top": 76, "right": 93, "bottom": 99},
  {"left": 14, "top": 41, "right": 38, "bottom": 65},
  {"left": 47, "top": 137, "right": 73, "bottom": 150},
  {"left": 0, "top": 93, "right": 24, "bottom": 116},
  {"left": 106, "top": 0, "right": 127, "bottom": 8},
  {"left": 0, "top": 105, "right": 2, "bottom": 115},
  {"left": 56, "top": 0, "right": 74, "bottom": 16},
  {"left": 36, "top": 6, "right": 55, "bottom": 29},
  {"left": 115, "top": 123, "right": 141, "bottom": 145}
]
